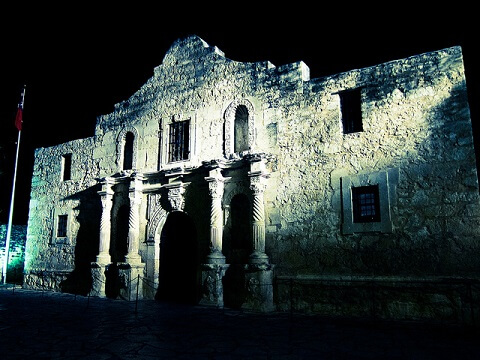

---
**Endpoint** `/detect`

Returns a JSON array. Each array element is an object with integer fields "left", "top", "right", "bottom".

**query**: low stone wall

[{"left": 275, "top": 275, "right": 480, "bottom": 325}]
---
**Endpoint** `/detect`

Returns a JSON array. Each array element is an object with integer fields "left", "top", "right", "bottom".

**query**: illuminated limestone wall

[
  {"left": 24, "top": 36, "right": 480, "bottom": 318},
  {"left": 0, "top": 224, "right": 27, "bottom": 282},
  {"left": 23, "top": 138, "right": 100, "bottom": 292}
]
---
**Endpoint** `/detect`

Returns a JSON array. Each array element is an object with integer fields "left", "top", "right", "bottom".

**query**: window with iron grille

[
  {"left": 352, "top": 185, "right": 380, "bottom": 223},
  {"left": 169, "top": 120, "right": 190, "bottom": 162},
  {"left": 57, "top": 215, "right": 68, "bottom": 237},
  {"left": 340, "top": 88, "right": 363, "bottom": 134}
]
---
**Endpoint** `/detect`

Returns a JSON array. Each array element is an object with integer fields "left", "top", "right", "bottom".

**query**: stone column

[
  {"left": 125, "top": 174, "right": 143, "bottom": 264},
  {"left": 243, "top": 154, "right": 274, "bottom": 312},
  {"left": 249, "top": 168, "right": 269, "bottom": 265},
  {"left": 200, "top": 168, "right": 229, "bottom": 307},
  {"left": 91, "top": 177, "right": 114, "bottom": 297},
  {"left": 124, "top": 173, "right": 145, "bottom": 300},
  {"left": 205, "top": 168, "right": 226, "bottom": 264},
  {"left": 96, "top": 178, "right": 114, "bottom": 264}
]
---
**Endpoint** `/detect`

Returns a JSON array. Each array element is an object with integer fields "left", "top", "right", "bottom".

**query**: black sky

[{"left": 0, "top": 6, "right": 477, "bottom": 225}]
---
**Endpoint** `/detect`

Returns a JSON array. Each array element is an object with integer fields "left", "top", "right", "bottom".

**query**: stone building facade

[{"left": 24, "top": 35, "right": 480, "bottom": 320}]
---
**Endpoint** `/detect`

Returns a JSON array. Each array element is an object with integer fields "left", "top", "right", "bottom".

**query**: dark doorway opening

[
  {"left": 112, "top": 204, "right": 129, "bottom": 263},
  {"left": 224, "top": 193, "right": 251, "bottom": 309},
  {"left": 156, "top": 211, "right": 198, "bottom": 304}
]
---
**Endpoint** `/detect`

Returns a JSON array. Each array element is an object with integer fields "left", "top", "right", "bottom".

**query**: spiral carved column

[
  {"left": 200, "top": 168, "right": 229, "bottom": 307},
  {"left": 205, "top": 170, "right": 226, "bottom": 264},
  {"left": 96, "top": 178, "right": 114, "bottom": 264},
  {"left": 249, "top": 175, "right": 269, "bottom": 265},
  {"left": 126, "top": 174, "right": 143, "bottom": 264}
]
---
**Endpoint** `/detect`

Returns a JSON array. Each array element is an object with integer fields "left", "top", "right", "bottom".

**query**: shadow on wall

[
  {"left": 60, "top": 185, "right": 101, "bottom": 295},
  {"left": 276, "top": 80, "right": 480, "bottom": 278}
]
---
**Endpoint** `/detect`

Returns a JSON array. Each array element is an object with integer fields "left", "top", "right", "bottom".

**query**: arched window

[
  {"left": 234, "top": 105, "right": 249, "bottom": 153},
  {"left": 224, "top": 99, "right": 255, "bottom": 157},
  {"left": 123, "top": 132, "right": 134, "bottom": 170}
]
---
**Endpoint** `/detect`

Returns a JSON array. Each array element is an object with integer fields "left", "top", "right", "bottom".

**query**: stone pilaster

[{"left": 205, "top": 168, "right": 226, "bottom": 264}]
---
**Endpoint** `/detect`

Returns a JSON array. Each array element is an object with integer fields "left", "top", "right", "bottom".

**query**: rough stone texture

[{"left": 23, "top": 35, "right": 480, "bottom": 320}]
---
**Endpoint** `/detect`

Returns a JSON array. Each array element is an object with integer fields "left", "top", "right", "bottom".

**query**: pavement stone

[{"left": 1, "top": 285, "right": 479, "bottom": 359}]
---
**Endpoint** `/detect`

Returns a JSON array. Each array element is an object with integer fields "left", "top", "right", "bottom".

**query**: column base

[
  {"left": 96, "top": 252, "right": 111, "bottom": 265},
  {"left": 90, "top": 262, "right": 107, "bottom": 297},
  {"left": 117, "top": 262, "right": 145, "bottom": 301},
  {"left": 242, "top": 263, "right": 275, "bottom": 312},
  {"left": 206, "top": 250, "right": 226, "bottom": 265},
  {"left": 199, "top": 263, "right": 230, "bottom": 308},
  {"left": 249, "top": 251, "right": 269, "bottom": 265},
  {"left": 125, "top": 253, "right": 143, "bottom": 265}
]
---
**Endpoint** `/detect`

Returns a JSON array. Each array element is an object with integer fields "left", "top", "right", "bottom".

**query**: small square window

[
  {"left": 57, "top": 215, "right": 68, "bottom": 237},
  {"left": 352, "top": 185, "right": 380, "bottom": 223},
  {"left": 340, "top": 88, "right": 363, "bottom": 134}
]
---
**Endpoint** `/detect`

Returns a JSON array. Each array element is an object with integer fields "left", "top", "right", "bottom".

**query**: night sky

[{"left": 0, "top": 6, "right": 477, "bottom": 225}]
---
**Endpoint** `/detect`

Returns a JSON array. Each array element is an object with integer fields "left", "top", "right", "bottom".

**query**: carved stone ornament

[
  {"left": 167, "top": 185, "right": 185, "bottom": 211},
  {"left": 146, "top": 193, "right": 168, "bottom": 240}
]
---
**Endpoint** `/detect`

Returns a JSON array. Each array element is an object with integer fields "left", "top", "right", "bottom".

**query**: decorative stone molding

[
  {"left": 146, "top": 193, "right": 168, "bottom": 241},
  {"left": 165, "top": 183, "right": 186, "bottom": 212}
]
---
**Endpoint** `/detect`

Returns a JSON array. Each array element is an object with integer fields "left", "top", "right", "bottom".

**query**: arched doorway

[{"left": 156, "top": 211, "right": 198, "bottom": 304}]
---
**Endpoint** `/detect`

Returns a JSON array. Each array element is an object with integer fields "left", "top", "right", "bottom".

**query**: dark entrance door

[
  {"left": 223, "top": 193, "right": 251, "bottom": 308},
  {"left": 157, "top": 211, "right": 198, "bottom": 304}
]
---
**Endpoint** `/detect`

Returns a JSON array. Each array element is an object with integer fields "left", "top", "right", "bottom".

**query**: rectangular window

[
  {"left": 340, "top": 88, "right": 363, "bottom": 134},
  {"left": 62, "top": 153, "right": 72, "bottom": 181},
  {"left": 169, "top": 120, "right": 190, "bottom": 162},
  {"left": 352, "top": 185, "right": 380, "bottom": 223},
  {"left": 57, "top": 214, "right": 68, "bottom": 237}
]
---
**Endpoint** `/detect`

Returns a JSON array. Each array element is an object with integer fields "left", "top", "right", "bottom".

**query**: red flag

[{"left": 15, "top": 86, "right": 25, "bottom": 131}]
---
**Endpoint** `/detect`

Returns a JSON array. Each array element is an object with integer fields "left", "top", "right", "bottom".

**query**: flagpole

[{"left": 2, "top": 86, "right": 25, "bottom": 285}]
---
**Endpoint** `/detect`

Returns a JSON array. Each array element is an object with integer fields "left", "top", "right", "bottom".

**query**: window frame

[
  {"left": 341, "top": 169, "right": 398, "bottom": 234},
  {"left": 352, "top": 185, "right": 381, "bottom": 223},
  {"left": 56, "top": 214, "right": 68, "bottom": 238},
  {"left": 61, "top": 153, "right": 72, "bottom": 181},
  {"left": 339, "top": 88, "right": 363, "bottom": 134},
  {"left": 168, "top": 119, "right": 190, "bottom": 163}
]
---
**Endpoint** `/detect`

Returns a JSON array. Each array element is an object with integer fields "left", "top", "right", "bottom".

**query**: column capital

[
  {"left": 98, "top": 176, "right": 115, "bottom": 197},
  {"left": 165, "top": 182, "right": 186, "bottom": 212}
]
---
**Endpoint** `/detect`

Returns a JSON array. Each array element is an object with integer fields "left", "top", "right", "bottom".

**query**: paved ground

[{"left": 1, "top": 286, "right": 479, "bottom": 359}]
